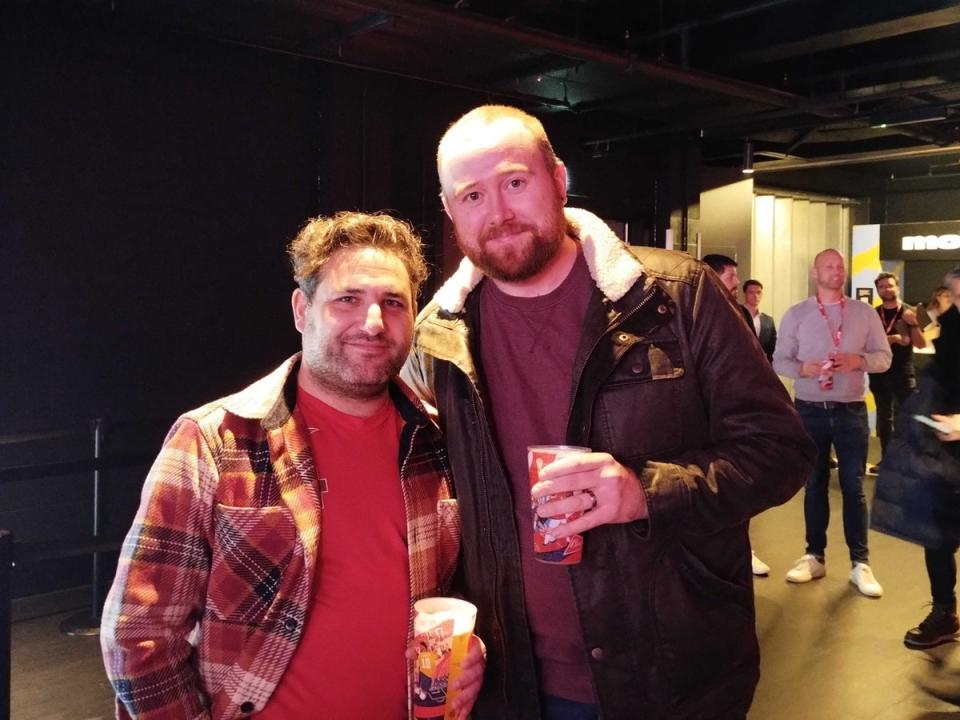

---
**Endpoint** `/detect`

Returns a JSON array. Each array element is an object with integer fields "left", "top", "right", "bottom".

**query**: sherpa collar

[{"left": 432, "top": 207, "right": 645, "bottom": 314}]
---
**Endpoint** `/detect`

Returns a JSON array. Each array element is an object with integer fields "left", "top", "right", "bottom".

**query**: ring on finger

[{"left": 584, "top": 489, "right": 598, "bottom": 511}]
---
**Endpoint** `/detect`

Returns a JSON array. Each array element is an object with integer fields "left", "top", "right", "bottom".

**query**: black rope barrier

[
  {"left": 0, "top": 453, "right": 155, "bottom": 485},
  {"left": 0, "top": 416, "right": 169, "bottom": 711},
  {"left": 1, "top": 530, "right": 11, "bottom": 720}
]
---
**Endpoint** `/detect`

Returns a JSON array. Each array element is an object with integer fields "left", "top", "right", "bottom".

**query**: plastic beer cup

[
  {"left": 412, "top": 597, "right": 477, "bottom": 720},
  {"left": 528, "top": 445, "right": 591, "bottom": 565}
]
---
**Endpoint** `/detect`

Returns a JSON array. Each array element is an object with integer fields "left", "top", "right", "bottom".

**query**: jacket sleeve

[
  {"left": 637, "top": 269, "right": 816, "bottom": 536},
  {"left": 101, "top": 418, "right": 216, "bottom": 720}
]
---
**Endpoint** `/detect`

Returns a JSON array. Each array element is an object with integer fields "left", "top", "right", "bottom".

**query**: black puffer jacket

[{"left": 875, "top": 303, "right": 960, "bottom": 548}]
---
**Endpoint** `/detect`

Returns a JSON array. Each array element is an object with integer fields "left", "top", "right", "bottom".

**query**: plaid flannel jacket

[{"left": 101, "top": 355, "right": 460, "bottom": 720}]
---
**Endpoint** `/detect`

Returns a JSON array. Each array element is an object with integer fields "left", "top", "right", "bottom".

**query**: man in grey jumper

[{"left": 773, "top": 249, "right": 892, "bottom": 597}]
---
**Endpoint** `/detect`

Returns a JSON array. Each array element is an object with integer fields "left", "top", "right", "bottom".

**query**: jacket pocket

[
  {"left": 206, "top": 504, "right": 296, "bottom": 623},
  {"left": 595, "top": 339, "right": 686, "bottom": 459},
  {"left": 648, "top": 542, "right": 757, "bottom": 709}
]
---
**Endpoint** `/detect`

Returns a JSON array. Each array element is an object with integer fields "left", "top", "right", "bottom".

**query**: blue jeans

[
  {"left": 795, "top": 400, "right": 870, "bottom": 564},
  {"left": 541, "top": 695, "right": 599, "bottom": 720}
]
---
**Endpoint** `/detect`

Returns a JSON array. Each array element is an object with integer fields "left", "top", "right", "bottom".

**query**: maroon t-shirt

[{"left": 478, "top": 248, "right": 596, "bottom": 703}]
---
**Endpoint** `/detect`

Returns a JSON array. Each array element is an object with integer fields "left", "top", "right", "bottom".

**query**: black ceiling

[{"left": 54, "top": 0, "right": 960, "bottom": 181}]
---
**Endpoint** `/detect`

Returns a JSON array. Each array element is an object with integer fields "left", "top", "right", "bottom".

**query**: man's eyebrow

[
  {"left": 337, "top": 286, "right": 407, "bottom": 299},
  {"left": 452, "top": 163, "right": 532, "bottom": 197}
]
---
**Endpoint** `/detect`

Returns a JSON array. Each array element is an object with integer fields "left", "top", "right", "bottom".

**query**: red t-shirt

[{"left": 256, "top": 388, "right": 409, "bottom": 719}]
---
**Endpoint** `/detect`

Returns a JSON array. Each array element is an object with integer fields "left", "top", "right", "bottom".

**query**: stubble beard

[
  {"left": 457, "top": 204, "right": 567, "bottom": 283},
  {"left": 302, "top": 333, "right": 405, "bottom": 401}
]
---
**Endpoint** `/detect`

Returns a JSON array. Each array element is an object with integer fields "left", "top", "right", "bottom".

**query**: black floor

[{"left": 10, "top": 475, "right": 960, "bottom": 719}]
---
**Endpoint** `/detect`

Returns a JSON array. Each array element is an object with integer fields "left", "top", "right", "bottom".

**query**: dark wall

[
  {"left": 2, "top": 9, "right": 320, "bottom": 597},
  {"left": 904, "top": 261, "right": 958, "bottom": 306},
  {"left": 1, "top": 7, "right": 689, "bottom": 599},
  {"left": 883, "top": 186, "right": 960, "bottom": 224}
]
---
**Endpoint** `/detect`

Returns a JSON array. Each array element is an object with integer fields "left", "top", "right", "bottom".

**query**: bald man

[{"left": 774, "top": 249, "right": 892, "bottom": 597}]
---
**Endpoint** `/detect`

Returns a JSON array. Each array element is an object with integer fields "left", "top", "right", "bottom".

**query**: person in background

[
  {"left": 703, "top": 257, "right": 774, "bottom": 577},
  {"left": 773, "top": 249, "right": 892, "bottom": 597},
  {"left": 867, "top": 272, "right": 925, "bottom": 474},
  {"left": 913, "top": 285, "right": 952, "bottom": 377},
  {"left": 703, "top": 254, "right": 753, "bottom": 325},
  {"left": 101, "top": 212, "right": 483, "bottom": 720},
  {"left": 904, "top": 267, "right": 960, "bottom": 652},
  {"left": 404, "top": 104, "right": 815, "bottom": 720},
  {"left": 742, "top": 279, "right": 778, "bottom": 362}
]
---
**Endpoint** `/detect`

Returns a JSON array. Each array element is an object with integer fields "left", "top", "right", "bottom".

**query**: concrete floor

[
  {"left": 9, "top": 476, "right": 960, "bottom": 719},
  {"left": 749, "top": 474, "right": 960, "bottom": 720}
]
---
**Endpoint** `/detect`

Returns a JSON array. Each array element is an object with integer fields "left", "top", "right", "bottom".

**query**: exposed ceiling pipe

[
  {"left": 338, "top": 0, "right": 845, "bottom": 115},
  {"left": 583, "top": 93, "right": 960, "bottom": 148},
  {"left": 161, "top": 25, "right": 573, "bottom": 110},
  {"left": 753, "top": 143, "right": 960, "bottom": 172},
  {"left": 728, "top": 5, "right": 960, "bottom": 66},
  {"left": 635, "top": 0, "right": 802, "bottom": 41}
]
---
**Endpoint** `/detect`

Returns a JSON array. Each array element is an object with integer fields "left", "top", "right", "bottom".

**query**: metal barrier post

[
  {"left": 59, "top": 418, "right": 105, "bottom": 636},
  {"left": 1, "top": 529, "right": 12, "bottom": 720}
]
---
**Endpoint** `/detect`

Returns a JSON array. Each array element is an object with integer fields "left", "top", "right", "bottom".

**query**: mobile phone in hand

[{"left": 912, "top": 414, "right": 952, "bottom": 433}]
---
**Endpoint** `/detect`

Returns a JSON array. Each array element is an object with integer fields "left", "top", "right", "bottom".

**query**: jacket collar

[
  {"left": 221, "top": 352, "right": 434, "bottom": 431},
  {"left": 432, "top": 207, "right": 645, "bottom": 313}
]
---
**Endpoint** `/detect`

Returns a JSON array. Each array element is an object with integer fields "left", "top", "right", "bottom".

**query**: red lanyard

[
  {"left": 815, "top": 294, "right": 844, "bottom": 351},
  {"left": 879, "top": 304, "right": 902, "bottom": 335}
]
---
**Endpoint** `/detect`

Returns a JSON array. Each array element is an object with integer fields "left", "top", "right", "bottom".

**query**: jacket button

[
  {"left": 590, "top": 647, "right": 604, "bottom": 660},
  {"left": 284, "top": 618, "right": 298, "bottom": 632},
  {"left": 631, "top": 363, "right": 643, "bottom": 374},
  {"left": 657, "top": 304, "right": 668, "bottom": 314},
  {"left": 617, "top": 333, "right": 629, "bottom": 343},
  {"left": 240, "top": 701, "right": 255, "bottom": 714}
]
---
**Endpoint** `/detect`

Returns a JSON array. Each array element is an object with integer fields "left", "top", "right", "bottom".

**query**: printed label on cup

[
  {"left": 413, "top": 597, "right": 477, "bottom": 720},
  {"left": 528, "top": 445, "right": 591, "bottom": 565}
]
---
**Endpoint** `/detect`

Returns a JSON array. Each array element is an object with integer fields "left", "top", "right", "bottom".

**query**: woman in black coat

[{"left": 904, "top": 268, "right": 960, "bottom": 649}]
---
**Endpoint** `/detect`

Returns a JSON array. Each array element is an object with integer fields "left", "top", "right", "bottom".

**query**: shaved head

[
  {"left": 437, "top": 105, "right": 559, "bottom": 200},
  {"left": 813, "top": 248, "right": 844, "bottom": 269},
  {"left": 811, "top": 248, "right": 846, "bottom": 294}
]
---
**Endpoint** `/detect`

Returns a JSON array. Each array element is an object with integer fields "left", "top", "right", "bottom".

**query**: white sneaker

[
  {"left": 850, "top": 562, "right": 883, "bottom": 597},
  {"left": 751, "top": 550, "right": 770, "bottom": 576},
  {"left": 785, "top": 554, "right": 826, "bottom": 583}
]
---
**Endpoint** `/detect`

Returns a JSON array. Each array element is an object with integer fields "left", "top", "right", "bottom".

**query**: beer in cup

[
  {"left": 528, "top": 445, "right": 591, "bottom": 565},
  {"left": 412, "top": 597, "right": 477, "bottom": 720}
]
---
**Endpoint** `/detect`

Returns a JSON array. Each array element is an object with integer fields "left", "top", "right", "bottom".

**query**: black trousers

[
  {"left": 872, "top": 376, "right": 916, "bottom": 458},
  {"left": 926, "top": 544, "right": 960, "bottom": 606}
]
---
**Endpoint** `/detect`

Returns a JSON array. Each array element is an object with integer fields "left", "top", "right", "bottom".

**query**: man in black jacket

[{"left": 403, "top": 104, "right": 815, "bottom": 720}]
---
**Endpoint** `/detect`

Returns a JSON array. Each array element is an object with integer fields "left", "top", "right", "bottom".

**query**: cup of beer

[
  {"left": 528, "top": 445, "right": 591, "bottom": 565},
  {"left": 412, "top": 597, "right": 477, "bottom": 720}
]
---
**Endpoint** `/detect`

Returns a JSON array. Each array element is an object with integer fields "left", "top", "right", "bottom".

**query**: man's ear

[
  {"left": 553, "top": 161, "right": 568, "bottom": 206},
  {"left": 292, "top": 288, "right": 308, "bottom": 333}
]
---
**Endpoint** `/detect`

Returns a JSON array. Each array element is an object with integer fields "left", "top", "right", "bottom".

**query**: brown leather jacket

[{"left": 403, "top": 208, "right": 815, "bottom": 719}]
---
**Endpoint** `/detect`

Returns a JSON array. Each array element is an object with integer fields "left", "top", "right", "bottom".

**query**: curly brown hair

[{"left": 288, "top": 211, "right": 429, "bottom": 301}]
